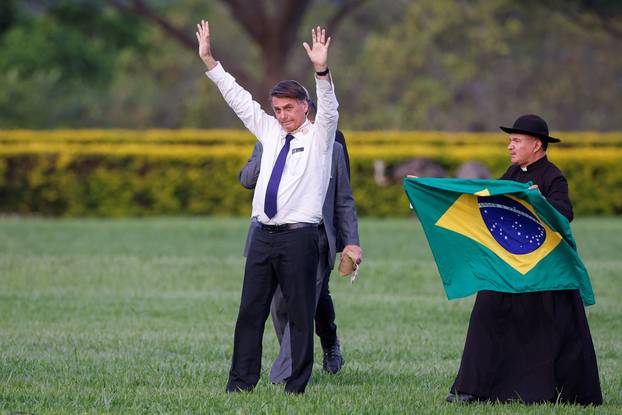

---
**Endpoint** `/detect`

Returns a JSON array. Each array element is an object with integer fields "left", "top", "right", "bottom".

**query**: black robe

[{"left": 450, "top": 156, "right": 603, "bottom": 405}]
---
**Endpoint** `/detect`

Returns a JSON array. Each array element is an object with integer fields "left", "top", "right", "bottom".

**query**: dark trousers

[
  {"left": 271, "top": 228, "right": 339, "bottom": 348},
  {"left": 315, "top": 263, "right": 338, "bottom": 350},
  {"left": 268, "top": 226, "right": 339, "bottom": 383},
  {"left": 226, "top": 225, "right": 319, "bottom": 394}
]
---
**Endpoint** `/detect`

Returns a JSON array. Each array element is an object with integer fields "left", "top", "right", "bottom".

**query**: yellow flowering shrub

[
  {"left": 0, "top": 130, "right": 620, "bottom": 216},
  {"left": 2, "top": 129, "right": 621, "bottom": 147}
]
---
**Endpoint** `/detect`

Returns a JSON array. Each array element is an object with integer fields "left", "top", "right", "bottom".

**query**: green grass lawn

[{"left": 1, "top": 217, "right": 620, "bottom": 414}]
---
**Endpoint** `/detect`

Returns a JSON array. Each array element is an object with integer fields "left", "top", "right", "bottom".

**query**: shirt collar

[
  {"left": 282, "top": 118, "right": 311, "bottom": 139},
  {"left": 520, "top": 155, "right": 548, "bottom": 172}
]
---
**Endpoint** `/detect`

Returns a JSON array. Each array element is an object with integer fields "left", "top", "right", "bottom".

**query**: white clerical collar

[{"left": 520, "top": 155, "right": 547, "bottom": 172}]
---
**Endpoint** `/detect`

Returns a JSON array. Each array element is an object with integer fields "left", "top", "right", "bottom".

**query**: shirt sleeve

[
  {"left": 313, "top": 75, "right": 339, "bottom": 153},
  {"left": 239, "top": 142, "right": 263, "bottom": 189},
  {"left": 206, "top": 63, "right": 277, "bottom": 142}
]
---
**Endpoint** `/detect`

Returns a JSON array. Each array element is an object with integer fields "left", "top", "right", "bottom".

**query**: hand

[
  {"left": 303, "top": 26, "right": 331, "bottom": 74},
  {"left": 196, "top": 19, "right": 217, "bottom": 70},
  {"left": 342, "top": 244, "right": 363, "bottom": 266},
  {"left": 529, "top": 184, "right": 540, "bottom": 192}
]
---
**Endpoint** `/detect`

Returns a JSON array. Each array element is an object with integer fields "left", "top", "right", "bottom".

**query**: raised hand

[
  {"left": 303, "top": 26, "right": 331, "bottom": 74},
  {"left": 196, "top": 19, "right": 217, "bottom": 70}
]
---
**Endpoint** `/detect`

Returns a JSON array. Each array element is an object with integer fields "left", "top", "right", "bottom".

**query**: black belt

[{"left": 259, "top": 222, "right": 318, "bottom": 233}]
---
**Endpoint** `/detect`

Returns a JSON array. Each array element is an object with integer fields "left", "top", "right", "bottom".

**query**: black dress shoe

[
  {"left": 322, "top": 340, "right": 344, "bottom": 374},
  {"left": 446, "top": 392, "right": 480, "bottom": 403}
]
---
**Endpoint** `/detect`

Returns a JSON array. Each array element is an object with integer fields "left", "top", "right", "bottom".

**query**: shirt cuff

[
  {"left": 205, "top": 62, "right": 225, "bottom": 81},
  {"left": 342, "top": 239, "right": 360, "bottom": 247}
]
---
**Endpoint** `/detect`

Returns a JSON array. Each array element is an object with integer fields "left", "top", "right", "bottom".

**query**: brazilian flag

[{"left": 403, "top": 177, "right": 595, "bottom": 306}]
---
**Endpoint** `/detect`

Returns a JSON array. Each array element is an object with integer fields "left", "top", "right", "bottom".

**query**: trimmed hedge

[
  {"left": 1, "top": 130, "right": 621, "bottom": 217},
  {"left": 3, "top": 129, "right": 622, "bottom": 146}
]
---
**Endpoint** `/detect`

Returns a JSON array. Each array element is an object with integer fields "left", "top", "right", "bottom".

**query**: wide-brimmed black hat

[{"left": 500, "top": 114, "right": 561, "bottom": 143}]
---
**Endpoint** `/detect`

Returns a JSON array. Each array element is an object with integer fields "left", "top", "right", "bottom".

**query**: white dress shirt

[{"left": 206, "top": 63, "right": 339, "bottom": 225}]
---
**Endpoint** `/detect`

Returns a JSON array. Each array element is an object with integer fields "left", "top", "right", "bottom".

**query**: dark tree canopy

[{"left": 1, "top": 0, "right": 621, "bottom": 130}]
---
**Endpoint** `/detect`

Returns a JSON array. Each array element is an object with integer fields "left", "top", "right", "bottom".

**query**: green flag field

[{"left": 1, "top": 217, "right": 620, "bottom": 414}]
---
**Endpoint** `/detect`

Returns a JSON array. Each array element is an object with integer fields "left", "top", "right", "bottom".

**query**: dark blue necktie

[{"left": 264, "top": 134, "right": 294, "bottom": 219}]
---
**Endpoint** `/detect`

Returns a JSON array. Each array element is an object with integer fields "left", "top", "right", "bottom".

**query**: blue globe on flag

[{"left": 478, "top": 195, "right": 546, "bottom": 255}]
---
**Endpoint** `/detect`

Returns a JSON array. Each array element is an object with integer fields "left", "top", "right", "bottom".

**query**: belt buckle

[{"left": 264, "top": 223, "right": 281, "bottom": 233}]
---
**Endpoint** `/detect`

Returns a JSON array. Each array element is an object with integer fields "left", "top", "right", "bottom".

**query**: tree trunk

[{"left": 105, "top": 0, "right": 368, "bottom": 109}]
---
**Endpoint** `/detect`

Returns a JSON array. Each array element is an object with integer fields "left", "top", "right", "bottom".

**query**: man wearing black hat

[{"left": 447, "top": 114, "right": 603, "bottom": 405}]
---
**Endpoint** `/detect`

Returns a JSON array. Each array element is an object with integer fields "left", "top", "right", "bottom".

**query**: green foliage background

[
  {"left": 1, "top": 0, "right": 622, "bottom": 130},
  {"left": 1, "top": 1, "right": 621, "bottom": 216}
]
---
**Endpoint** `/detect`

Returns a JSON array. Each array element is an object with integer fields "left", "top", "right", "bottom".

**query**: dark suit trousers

[
  {"left": 271, "top": 227, "right": 338, "bottom": 348},
  {"left": 268, "top": 224, "right": 337, "bottom": 383},
  {"left": 315, "top": 265, "right": 338, "bottom": 350},
  {"left": 226, "top": 225, "right": 319, "bottom": 394}
]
